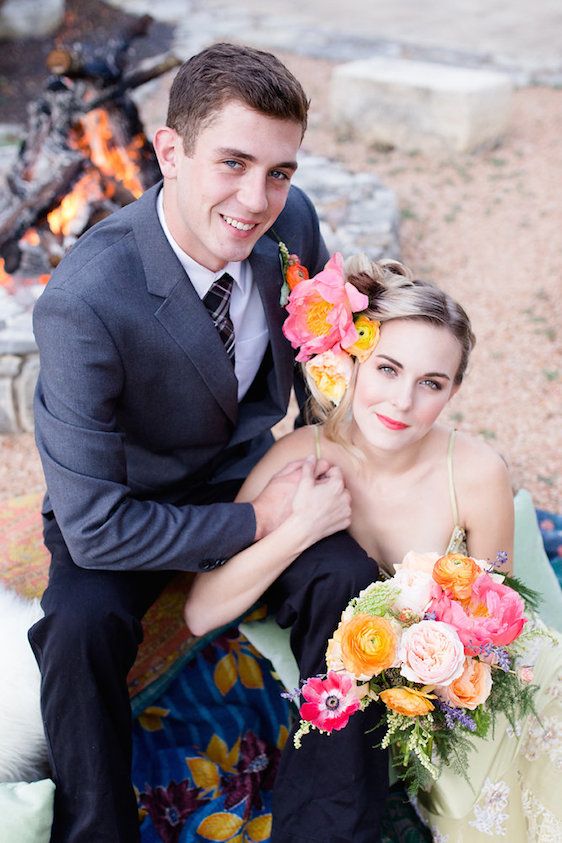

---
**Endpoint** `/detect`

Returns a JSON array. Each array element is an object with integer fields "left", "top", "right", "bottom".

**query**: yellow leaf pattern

[
  {"left": 206, "top": 734, "right": 240, "bottom": 774},
  {"left": 137, "top": 706, "right": 169, "bottom": 732},
  {"left": 214, "top": 651, "right": 238, "bottom": 696},
  {"left": 277, "top": 724, "right": 289, "bottom": 751},
  {"left": 242, "top": 604, "right": 268, "bottom": 623},
  {"left": 245, "top": 814, "right": 272, "bottom": 842},
  {"left": 197, "top": 811, "right": 243, "bottom": 841},
  {"left": 186, "top": 757, "right": 220, "bottom": 792},
  {"left": 238, "top": 652, "right": 263, "bottom": 690}
]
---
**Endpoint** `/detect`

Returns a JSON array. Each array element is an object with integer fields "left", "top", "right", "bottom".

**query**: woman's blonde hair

[{"left": 304, "top": 255, "right": 476, "bottom": 445}]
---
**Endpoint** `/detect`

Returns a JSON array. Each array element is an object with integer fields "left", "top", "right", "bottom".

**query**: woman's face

[{"left": 352, "top": 318, "right": 462, "bottom": 451}]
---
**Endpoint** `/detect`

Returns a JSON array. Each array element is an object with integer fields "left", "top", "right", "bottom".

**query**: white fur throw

[{"left": 0, "top": 584, "right": 49, "bottom": 782}]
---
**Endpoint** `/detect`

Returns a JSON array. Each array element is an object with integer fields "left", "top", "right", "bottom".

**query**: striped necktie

[{"left": 202, "top": 272, "right": 235, "bottom": 364}]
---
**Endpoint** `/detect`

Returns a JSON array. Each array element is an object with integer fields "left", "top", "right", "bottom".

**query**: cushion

[{"left": 0, "top": 779, "right": 54, "bottom": 843}]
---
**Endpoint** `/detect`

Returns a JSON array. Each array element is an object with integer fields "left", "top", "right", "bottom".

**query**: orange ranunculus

[
  {"left": 432, "top": 553, "right": 481, "bottom": 602},
  {"left": 339, "top": 613, "right": 398, "bottom": 681},
  {"left": 437, "top": 658, "right": 492, "bottom": 710},
  {"left": 286, "top": 262, "right": 309, "bottom": 290},
  {"left": 379, "top": 686, "right": 435, "bottom": 717},
  {"left": 345, "top": 315, "right": 380, "bottom": 363}
]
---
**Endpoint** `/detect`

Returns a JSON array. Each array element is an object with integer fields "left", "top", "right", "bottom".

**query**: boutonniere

[{"left": 278, "top": 239, "right": 309, "bottom": 306}]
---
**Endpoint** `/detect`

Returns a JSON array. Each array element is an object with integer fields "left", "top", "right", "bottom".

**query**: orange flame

[
  {"left": 47, "top": 171, "right": 105, "bottom": 237},
  {"left": 75, "top": 109, "right": 144, "bottom": 197},
  {"left": 0, "top": 258, "right": 10, "bottom": 287},
  {"left": 21, "top": 229, "right": 41, "bottom": 246}
]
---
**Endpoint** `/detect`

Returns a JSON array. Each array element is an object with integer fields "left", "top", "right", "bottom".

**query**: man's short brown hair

[{"left": 166, "top": 42, "right": 309, "bottom": 153}]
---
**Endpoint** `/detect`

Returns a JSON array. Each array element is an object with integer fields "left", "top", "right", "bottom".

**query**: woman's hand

[{"left": 289, "top": 456, "right": 352, "bottom": 547}]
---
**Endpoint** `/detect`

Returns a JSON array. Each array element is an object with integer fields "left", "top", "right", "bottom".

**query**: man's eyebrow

[
  {"left": 375, "top": 354, "right": 450, "bottom": 380},
  {"left": 216, "top": 147, "right": 298, "bottom": 170}
]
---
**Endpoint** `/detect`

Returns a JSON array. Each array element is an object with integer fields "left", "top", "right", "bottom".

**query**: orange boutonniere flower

[
  {"left": 432, "top": 553, "right": 481, "bottom": 602},
  {"left": 339, "top": 613, "right": 398, "bottom": 680},
  {"left": 380, "top": 686, "right": 435, "bottom": 717},
  {"left": 286, "top": 256, "right": 309, "bottom": 290}
]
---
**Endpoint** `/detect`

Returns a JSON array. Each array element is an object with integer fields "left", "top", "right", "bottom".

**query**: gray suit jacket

[{"left": 33, "top": 181, "right": 328, "bottom": 572}]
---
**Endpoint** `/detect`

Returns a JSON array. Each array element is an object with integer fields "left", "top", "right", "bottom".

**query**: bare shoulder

[
  {"left": 453, "top": 430, "right": 512, "bottom": 489},
  {"left": 235, "top": 426, "right": 319, "bottom": 502}
]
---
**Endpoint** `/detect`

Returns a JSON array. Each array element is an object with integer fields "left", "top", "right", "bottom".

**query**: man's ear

[{"left": 152, "top": 126, "right": 182, "bottom": 179}]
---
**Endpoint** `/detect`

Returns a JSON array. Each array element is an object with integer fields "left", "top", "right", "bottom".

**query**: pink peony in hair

[{"left": 282, "top": 253, "right": 368, "bottom": 362}]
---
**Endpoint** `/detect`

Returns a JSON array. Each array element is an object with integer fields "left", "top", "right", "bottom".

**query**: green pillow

[
  {"left": 514, "top": 488, "right": 562, "bottom": 632},
  {"left": 0, "top": 779, "right": 54, "bottom": 843}
]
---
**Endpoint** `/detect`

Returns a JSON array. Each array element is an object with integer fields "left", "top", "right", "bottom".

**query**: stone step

[{"left": 331, "top": 57, "right": 513, "bottom": 153}]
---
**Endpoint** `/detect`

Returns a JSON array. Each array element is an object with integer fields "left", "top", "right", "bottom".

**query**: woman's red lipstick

[{"left": 376, "top": 413, "right": 410, "bottom": 431}]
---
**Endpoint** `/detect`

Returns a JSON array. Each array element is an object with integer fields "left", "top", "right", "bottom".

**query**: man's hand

[{"left": 252, "top": 456, "right": 350, "bottom": 543}]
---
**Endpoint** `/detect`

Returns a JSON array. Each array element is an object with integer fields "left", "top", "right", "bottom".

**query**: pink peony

[
  {"left": 282, "top": 253, "right": 368, "bottom": 362},
  {"left": 398, "top": 620, "right": 465, "bottom": 686},
  {"left": 430, "top": 573, "right": 527, "bottom": 657},
  {"left": 299, "top": 670, "right": 360, "bottom": 732}
]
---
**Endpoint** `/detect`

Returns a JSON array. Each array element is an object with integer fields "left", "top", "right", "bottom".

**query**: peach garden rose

[
  {"left": 432, "top": 553, "right": 481, "bottom": 602},
  {"left": 398, "top": 620, "right": 465, "bottom": 686},
  {"left": 305, "top": 348, "right": 354, "bottom": 406},
  {"left": 436, "top": 657, "right": 492, "bottom": 710}
]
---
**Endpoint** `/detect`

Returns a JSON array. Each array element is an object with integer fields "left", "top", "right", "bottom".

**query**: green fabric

[
  {"left": 0, "top": 779, "right": 54, "bottom": 843},
  {"left": 514, "top": 489, "right": 562, "bottom": 632}
]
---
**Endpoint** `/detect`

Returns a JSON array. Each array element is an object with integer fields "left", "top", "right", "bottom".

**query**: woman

[{"left": 185, "top": 254, "right": 561, "bottom": 841}]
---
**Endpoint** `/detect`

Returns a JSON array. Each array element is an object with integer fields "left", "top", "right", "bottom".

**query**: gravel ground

[{"left": 0, "top": 45, "right": 560, "bottom": 512}]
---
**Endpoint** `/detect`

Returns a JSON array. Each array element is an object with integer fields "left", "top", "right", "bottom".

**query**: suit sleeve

[{"left": 33, "top": 287, "right": 256, "bottom": 572}]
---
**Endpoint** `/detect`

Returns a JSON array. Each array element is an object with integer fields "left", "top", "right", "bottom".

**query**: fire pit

[{"left": 0, "top": 14, "right": 178, "bottom": 302}]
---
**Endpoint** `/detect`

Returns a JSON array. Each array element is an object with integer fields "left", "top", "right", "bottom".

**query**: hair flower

[
  {"left": 346, "top": 314, "right": 381, "bottom": 363},
  {"left": 305, "top": 348, "right": 354, "bottom": 407},
  {"left": 282, "top": 253, "right": 369, "bottom": 363}
]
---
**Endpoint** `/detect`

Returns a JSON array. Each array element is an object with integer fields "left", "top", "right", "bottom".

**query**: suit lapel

[{"left": 131, "top": 185, "right": 238, "bottom": 424}]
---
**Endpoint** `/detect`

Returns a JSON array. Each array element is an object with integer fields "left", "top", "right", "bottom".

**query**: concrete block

[
  {"left": 0, "top": 377, "right": 18, "bottom": 433},
  {"left": 0, "top": 354, "right": 22, "bottom": 378},
  {"left": 14, "top": 354, "right": 40, "bottom": 433},
  {"left": 331, "top": 57, "right": 513, "bottom": 153},
  {"left": 0, "top": 0, "right": 64, "bottom": 38}
]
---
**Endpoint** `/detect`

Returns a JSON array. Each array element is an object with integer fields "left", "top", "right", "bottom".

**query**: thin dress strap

[
  {"left": 313, "top": 424, "right": 322, "bottom": 460},
  {"left": 447, "top": 428, "right": 460, "bottom": 527}
]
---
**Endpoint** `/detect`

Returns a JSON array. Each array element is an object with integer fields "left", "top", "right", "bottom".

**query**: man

[{"left": 31, "top": 43, "right": 387, "bottom": 842}]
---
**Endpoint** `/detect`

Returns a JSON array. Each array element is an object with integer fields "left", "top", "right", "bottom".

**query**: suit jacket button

[{"left": 199, "top": 560, "right": 213, "bottom": 571}]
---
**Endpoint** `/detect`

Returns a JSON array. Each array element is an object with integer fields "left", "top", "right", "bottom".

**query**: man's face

[{"left": 155, "top": 100, "right": 302, "bottom": 271}]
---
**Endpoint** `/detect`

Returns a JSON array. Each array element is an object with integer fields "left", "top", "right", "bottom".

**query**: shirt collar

[{"left": 156, "top": 188, "right": 245, "bottom": 299}]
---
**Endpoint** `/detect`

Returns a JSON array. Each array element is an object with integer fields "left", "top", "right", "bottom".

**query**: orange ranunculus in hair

[
  {"left": 432, "top": 553, "right": 481, "bottom": 602},
  {"left": 339, "top": 613, "right": 398, "bottom": 681},
  {"left": 380, "top": 686, "right": 435, "bottom": 717}
]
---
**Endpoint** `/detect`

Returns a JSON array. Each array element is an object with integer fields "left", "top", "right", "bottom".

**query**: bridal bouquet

[{"left": 291, "top": 551, "right": 546, "bottom": 793}]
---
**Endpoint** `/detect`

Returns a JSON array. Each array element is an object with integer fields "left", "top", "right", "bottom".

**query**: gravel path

[{"left": 0, "top": 52, "right": 560, "bottom": 511}]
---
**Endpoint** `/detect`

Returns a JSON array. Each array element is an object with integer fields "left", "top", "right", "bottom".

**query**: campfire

[{"left": 0, "top": 15, "right": 179, "bottom": 304}]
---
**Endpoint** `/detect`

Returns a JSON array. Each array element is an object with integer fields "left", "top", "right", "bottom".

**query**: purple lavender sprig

[
  {"left": 280, "top": 686, "right": 303, "bottom": 705},
  {"left": 495, "top": 551, "right": 509, "bottom": 568},
  {"left": 438, "top": 701, "right": 477, "bottom": 732},
  {"left": 476, "top": 643, "right": 511, "bottom": 671}
]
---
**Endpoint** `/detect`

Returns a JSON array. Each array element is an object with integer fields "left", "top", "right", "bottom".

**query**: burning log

[{"left": 0, "top": 15, "right": 180, "bottom": 283}]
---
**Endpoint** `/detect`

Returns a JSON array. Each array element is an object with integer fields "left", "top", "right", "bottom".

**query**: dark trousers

[
  {"left": 267, "top": 532, "right": 388, "bottom": 843},
  {"left": 29, "top": 514, "right": 173, "bottom": 842}
]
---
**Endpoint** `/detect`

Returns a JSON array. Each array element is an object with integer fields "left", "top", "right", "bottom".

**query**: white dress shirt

[{"left": 157, "top": 190, "right": 269, "bottom": 400}]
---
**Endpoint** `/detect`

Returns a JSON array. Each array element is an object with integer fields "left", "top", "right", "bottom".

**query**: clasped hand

[{"left": 253, "top": 455, "right": 351, "bottom": 546}]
